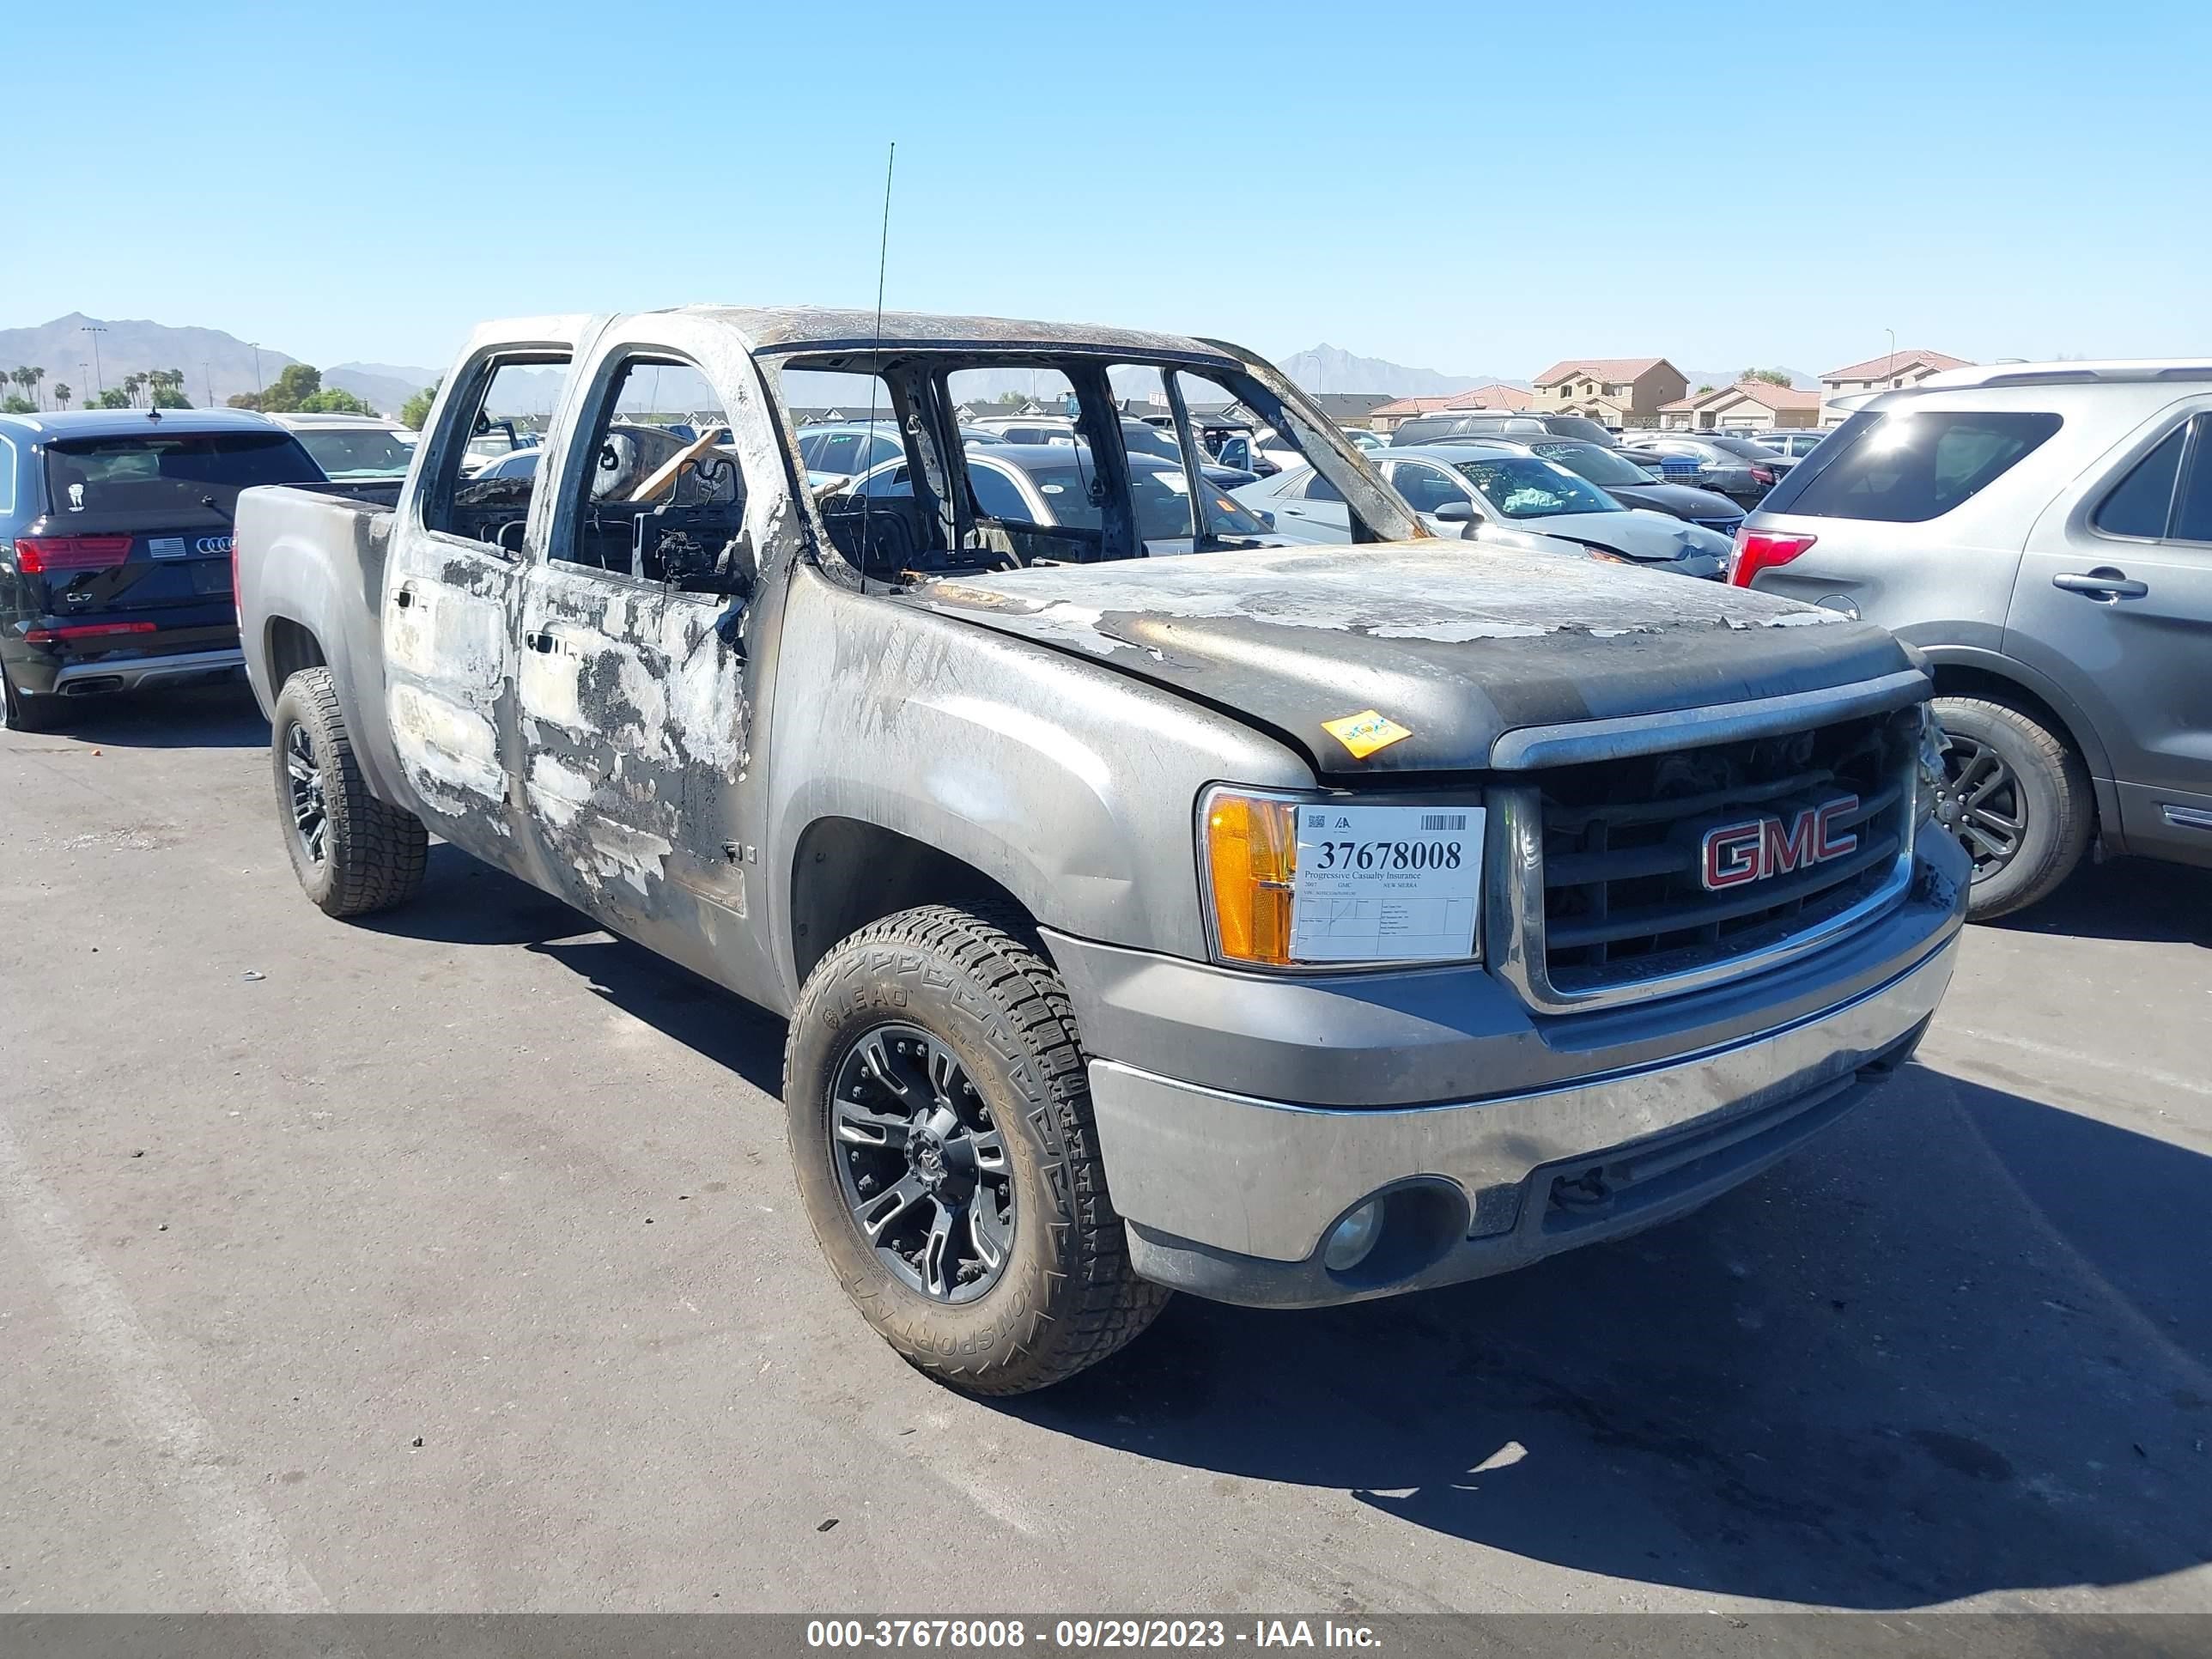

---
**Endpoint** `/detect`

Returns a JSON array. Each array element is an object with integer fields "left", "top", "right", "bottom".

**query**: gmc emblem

[{"left": 1701, "top": 796, "right": 1860, "bottom": 891}]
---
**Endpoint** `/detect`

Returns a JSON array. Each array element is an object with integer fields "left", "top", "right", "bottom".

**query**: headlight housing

[{"left": 1199, "top": 785, "right": 1486, "bottom": 971}]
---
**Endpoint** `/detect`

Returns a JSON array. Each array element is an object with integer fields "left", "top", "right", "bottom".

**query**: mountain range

[
  {"left": 0, "top": 314, "right": 444, "bottom": 414},
  {"left": 1276, "top": 343, "right": 1526, "bottom": 398}
]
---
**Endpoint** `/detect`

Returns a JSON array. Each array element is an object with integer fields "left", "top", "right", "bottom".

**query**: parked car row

[{"left": 1232, "top": 443, "right": 1733, "bottom": 579}]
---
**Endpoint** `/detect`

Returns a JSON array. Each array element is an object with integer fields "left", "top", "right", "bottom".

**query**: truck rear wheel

[
  {"left": 272, "top": 666, "right": 428, "bottom": 918},
  {"left": 784, "top": 905, "right": 1169, "bottom": 1395},
  {"left": 1931, "top": 695, "right": 2093, "bottom": 921}
]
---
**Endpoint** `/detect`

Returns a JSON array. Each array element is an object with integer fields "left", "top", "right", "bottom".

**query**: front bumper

[{"left": 1091, "top": 931, "right": 1955, "bottom": 1308}]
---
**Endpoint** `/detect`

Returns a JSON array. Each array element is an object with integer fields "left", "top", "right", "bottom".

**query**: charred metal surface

[
  {"left": 514, "top": 567, "right": 748, "bottom": 916},
  {"left": 766, "top": 561, "right": 1309, "bottom": 981},
  {"left": 906, "top": 541, "right": 1911, "bottom": 775},
  {"left": 701, "top": 307, "right": 1237, "bottom": 360}
]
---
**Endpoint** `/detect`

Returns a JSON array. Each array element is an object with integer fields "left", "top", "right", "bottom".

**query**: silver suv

[{"left": 1736, "top": 360, "right": 2212, "bottom": 918}]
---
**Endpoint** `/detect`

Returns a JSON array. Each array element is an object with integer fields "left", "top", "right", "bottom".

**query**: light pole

[
  {"left": 203, "top": 362, "right": 215, "bottom": 407},
  {"left": 1884, "top": 327, "right": 1896, "bottom": 383},
  {"left": 82, "top": 323, "right": 106, "bottom": 394},
  {"left": 251, "top": 343, "right": 264, "bottom": 396}
]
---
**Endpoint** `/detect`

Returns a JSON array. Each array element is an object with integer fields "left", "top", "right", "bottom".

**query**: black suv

[{"left": 1, "top": 410, "right": 325, "bottom": 730}]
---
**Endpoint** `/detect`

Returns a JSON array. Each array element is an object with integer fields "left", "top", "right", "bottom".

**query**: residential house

[
  {"left": 1657, "top": 380, "right": 1823, "bottom": 432},
  {"left": 1818, "top": 349, "right": 1972, "bottom": 425},
  {"left": 1367, "top": 395, "right": 1461, "bottom": 434},
  {"left": 1531, "top": 358, "right": 1686, "bottom": 428},
  {"left": 1444, "top": 383, "right": 1534, "bottom": 414},
  {"left": 1304, "top": 392, "right": 1394, "bottom": 428},
  {"left": 1367, "top": 383, "right": 1533, "bottom": 433}
]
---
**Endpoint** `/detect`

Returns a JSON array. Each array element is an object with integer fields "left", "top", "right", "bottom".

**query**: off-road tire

[
  {"left": 1933, "top": 695, "right": 2092, "bottom": 921},
  {"left": 784, "top": 905, "right": 1170, "bottom": 1395},
  {"left": 1, "top": 664, "right": 60, "bottom": 732},
  {"left": 272, "top": 666, "right": 428, "bottom": 918}
]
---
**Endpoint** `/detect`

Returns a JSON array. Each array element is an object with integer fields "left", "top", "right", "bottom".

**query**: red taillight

[
  {"left": 15, "top": 535, "right": 133, "bottom": 574},
  {"left": 23, "top": 622, "right": 158, "bottom": 642},
  {"left": 1729, "top": 530, "right": 1817, "bottom": 587},
  {"left": 1750, "top": 465, "right": 1777, "bottom": 486}
]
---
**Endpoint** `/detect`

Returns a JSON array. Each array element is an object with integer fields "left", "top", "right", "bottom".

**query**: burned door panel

[
  {"left": 514, "top": 565, "right": 753, "bottom": 958},
  {"left": 380, "top": 538, "right": 524, "bottom": 864}
]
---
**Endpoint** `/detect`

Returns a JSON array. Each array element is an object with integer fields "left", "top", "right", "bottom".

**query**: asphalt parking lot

[{"left": 4, "top": 682, "right": 2209, "bottom": 1619}]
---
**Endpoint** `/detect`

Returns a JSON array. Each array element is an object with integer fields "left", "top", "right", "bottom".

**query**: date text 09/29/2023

[{"left": 804, "top": 1618, "right": 1382, "bottom": 1650}]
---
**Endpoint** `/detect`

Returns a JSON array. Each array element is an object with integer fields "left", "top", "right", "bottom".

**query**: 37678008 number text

[{"left": 1308, "top": 839, "right": 1462, "bottom": 872}]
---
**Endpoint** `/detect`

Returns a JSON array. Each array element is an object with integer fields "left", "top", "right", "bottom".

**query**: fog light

[{"left": 1322, "top": 1200, "right": 1385, "bottom": 1273}]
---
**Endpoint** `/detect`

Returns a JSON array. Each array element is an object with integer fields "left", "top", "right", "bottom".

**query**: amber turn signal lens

[{"left": 1203, "top": 790, "right": 1298, "bottom": 966}]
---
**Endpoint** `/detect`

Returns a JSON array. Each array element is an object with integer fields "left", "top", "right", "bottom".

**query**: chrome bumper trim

[
  {"left": 1487, "top": 738, "right": 1924, "bottom": 1015},
  {"left": 1487, "top": 669, "right": 1928, "bottom": 769},
  {"left": 54, "top": 647, "right": 243, "bottom": 691}
]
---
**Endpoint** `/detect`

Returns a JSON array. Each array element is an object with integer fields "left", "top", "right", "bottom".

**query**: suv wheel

[
  {"left": 784, "top": 905, "right": 1169, "bottom": 1395},
  {"left": 272, "top": 666, "right": 428, "bottom": 917},
  {"left": 1931, "top": 696, "right": 2093, "bottom": 921},
  {"left": 1, "top": 664, "right": 60, "bottom": 733}
]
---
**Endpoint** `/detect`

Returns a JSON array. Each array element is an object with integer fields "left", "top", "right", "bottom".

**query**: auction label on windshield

[{"left": 1290, "top": 804, "right": 1484, "bottom": 963}]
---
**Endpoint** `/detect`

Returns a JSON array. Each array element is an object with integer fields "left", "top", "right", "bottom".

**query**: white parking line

[
  {"left": 0, "top": 1113, "right": 331, "bottom": 1613},
  {"left": 1931, "top": 1027, "right": 2212, "bottom": 1102}
]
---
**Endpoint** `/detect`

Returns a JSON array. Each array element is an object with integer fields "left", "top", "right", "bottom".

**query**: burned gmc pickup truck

[{"left": 234, "top": 307, "right": 1967, "bottom": 1395}]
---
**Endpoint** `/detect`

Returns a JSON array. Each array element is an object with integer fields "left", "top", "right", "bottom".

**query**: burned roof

[{"left": 676, "top": 305, "right": 1239, "bottom": 364}]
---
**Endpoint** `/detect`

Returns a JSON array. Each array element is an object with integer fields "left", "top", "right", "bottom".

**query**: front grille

[
  {"left": 1692, "top": 515, "right": 1743, "bottom": 537},
  {"left": 1530, "top": 708, "right": 1918, "bottom": 1001}
]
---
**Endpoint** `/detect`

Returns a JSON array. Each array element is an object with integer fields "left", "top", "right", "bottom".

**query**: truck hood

[{"left": 905, "top": 541, "right": 1918, "bottom": 776}]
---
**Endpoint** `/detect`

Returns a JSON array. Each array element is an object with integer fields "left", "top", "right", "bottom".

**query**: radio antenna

[{"left": 858, "top": 141, "right": 896, "bottom": 582}]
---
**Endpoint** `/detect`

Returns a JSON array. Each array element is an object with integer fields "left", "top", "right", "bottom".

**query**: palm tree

[
  {"left": 7, "top": 367, "right": 28, "bottom": 405},
  {"left": 53, "top": 382, "right": 72, "bottom": 410},
  {"left": 121, "top": 371, "right": 147, "bottom": 408},
  {"left": 22, "top": 365, "right": 44, "bottom": 409}
]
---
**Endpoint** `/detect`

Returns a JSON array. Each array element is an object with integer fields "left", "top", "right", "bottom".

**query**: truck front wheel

[
  {"left": 271, "top": 666, "right": 428, "bottom": 918},
  {"left": 784, "top": 905, "right": 1169, "bottom": 1395}
]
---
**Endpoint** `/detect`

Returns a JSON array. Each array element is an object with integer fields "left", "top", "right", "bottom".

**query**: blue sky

[{"left": 10, "top": 1, "right": 2208, "bottom": 380}]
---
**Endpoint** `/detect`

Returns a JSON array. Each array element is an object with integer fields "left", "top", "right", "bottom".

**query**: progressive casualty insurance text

[{"left": 806, "top": 1620, "right": 1383, "bottom": 1650}]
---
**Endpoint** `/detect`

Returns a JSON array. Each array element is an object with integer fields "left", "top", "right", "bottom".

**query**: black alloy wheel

[
  {"left": 1936, "top": 731, "right": 2025, "bottom": 877},
  {"left": 830, "top": 1022, "right": 1016, "bottom": 1304},
  {"left": 283, "top": 719, "right": 330, "bottom": 872}
]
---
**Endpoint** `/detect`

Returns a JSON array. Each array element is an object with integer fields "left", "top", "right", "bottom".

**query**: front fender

[{"left": 764, "top": 565, "right": 1309, "bottom": 998}]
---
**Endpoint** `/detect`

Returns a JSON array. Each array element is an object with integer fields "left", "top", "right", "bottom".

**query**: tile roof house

[
  {"left": 1659, "top": 380, "right": 1824, "bottom": 432},
  {"left": 1819, "top": 349, "right": 1972, "bottom": 424},
  {"left": 1367, "top": 384, "right": 1534, "bottom": 432},
  {"left": 1532, "top": 357, "right": 1686, "bottom": 428},
  {"left": 1445, "top": 383, "right": 1535, "bottom": 412}
]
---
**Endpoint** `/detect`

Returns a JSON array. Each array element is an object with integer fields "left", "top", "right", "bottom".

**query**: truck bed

[{"left": 233, "top": 481, "right": 412, "bottom": 808}]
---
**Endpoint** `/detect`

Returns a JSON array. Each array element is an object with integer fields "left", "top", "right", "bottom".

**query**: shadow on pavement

[
  {"left": 13, "top": 678, "right": 269, "bottom": 750},
  {"left": 1004, "top": 1071, "right": 2212, "bottom": 1609},
  {"left": 351, "top": 844, "right": 791, "bottom": 1093},
  {"left": 356, "top": 844, "right": 589, "bottom": 949},
  {"left": 1988, "top": 854, "right": 2212, "bottom": 948}
]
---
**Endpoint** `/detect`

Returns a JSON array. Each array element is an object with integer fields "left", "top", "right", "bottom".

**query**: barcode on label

[{"left": 1419, "top": 813, "right": 1468, "bottom": 831}]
